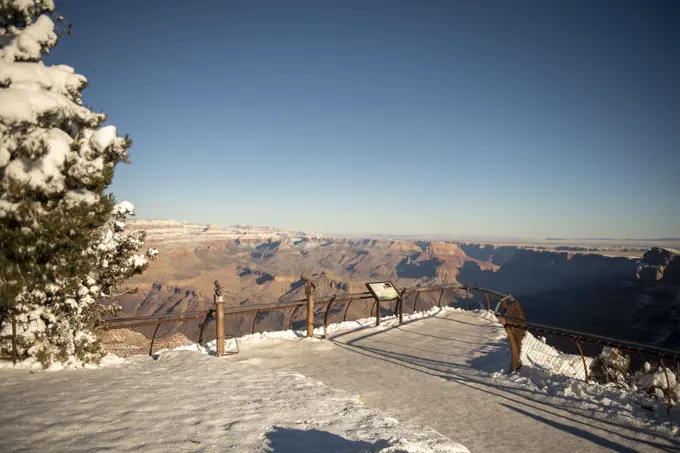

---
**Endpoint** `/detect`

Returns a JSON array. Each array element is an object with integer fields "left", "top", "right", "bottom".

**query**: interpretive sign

[{"left": 365, "top": 281, "right": 400, "bottom": 301}]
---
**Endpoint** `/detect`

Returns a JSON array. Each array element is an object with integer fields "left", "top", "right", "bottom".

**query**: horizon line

[{"left": 128, "top": 218, "right": 680, "bottom": 243}]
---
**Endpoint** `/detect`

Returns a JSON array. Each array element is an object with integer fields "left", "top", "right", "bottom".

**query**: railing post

[
  {"left": 11, "top": 313, "right": 17, "bottom": 366},
  {"left": 376, "top": 298, "right": 381, "bottom": 326},
  {"left": 343, "top": 299, "right": 354, "bottom": 322},
  {"left": 574, "top": 337, "right": 589, "bottom": 383},
  {"left": 252, "top": 310, "right": 260, "bottom": 334},
  {"left": 289, "top": 304, "right": 300, "bottom": 330},
  {"left": 214, "top": 280, "right": 224, "bottom": 357},
  {"left": 398, "top": 289, "right": 406, "bottom": 324},
  {"left": 302, "top": 276, "right": 316, "bottom": 338},
  {"left": 149, "top": 323, "right": 161, "bottom": 356},
  {"left": 198, "top": 309, "right": 214, "bottom": 346},
  {"left": 323, "top": 296, "right": 336, "bottom": 338},
  {"left": 659, "top": 355, "right": 673, "bottom": 414}
]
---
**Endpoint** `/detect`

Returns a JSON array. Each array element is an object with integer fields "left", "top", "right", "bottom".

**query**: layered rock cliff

[{"left": 108, "top": 221, "right": 680, "bottom": 349}]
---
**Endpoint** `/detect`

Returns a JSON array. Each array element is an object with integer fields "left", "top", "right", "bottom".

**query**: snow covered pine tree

[{"left": 0, "top": 0, "right": 157, "bottom": 367}]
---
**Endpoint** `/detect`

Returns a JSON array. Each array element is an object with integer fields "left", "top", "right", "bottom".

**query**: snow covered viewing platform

[{"left": 2, "top": 285, "right": 680, "bottom": 452}]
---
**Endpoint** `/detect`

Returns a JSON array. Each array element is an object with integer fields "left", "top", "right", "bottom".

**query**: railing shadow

[
  {"left": 499, "top": 404, "right": 641, "bottom": 453},
  {"left": 330, "top": 339, "right": 680, "bottom": 452},
  {"left": 327, "top": 312, "right": 680, "bottom": 452}
]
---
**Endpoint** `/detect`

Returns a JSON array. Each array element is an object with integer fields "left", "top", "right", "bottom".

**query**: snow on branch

[{"left": 0, "top": 1, "right": 152, "bottom": 368}]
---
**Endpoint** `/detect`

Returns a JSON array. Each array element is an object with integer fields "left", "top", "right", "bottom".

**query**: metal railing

[
  {"left": 98, "top": 283, "right": 500, "bottom": 357},
  {"left": 496, "top": 315, "right": 680, "bottom": 412},
  {"left": 98, "top": 281, "right": 680, "bottom": 412}
]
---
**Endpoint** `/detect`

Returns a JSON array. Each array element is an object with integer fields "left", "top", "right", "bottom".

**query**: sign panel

[{"left": 366, "top": 281, "right": 400, "bottom": 301}]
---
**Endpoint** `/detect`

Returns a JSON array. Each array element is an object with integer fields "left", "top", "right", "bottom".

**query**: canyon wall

[{"left": 109, "top": 221, "right": 680, "bottom": 349}]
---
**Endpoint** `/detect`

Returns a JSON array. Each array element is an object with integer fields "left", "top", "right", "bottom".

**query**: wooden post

[
  {"left": 306, "top": 287, "right": 314, "bottom": 337},
  {"left": 214, "top": 280, "right": 224, "bottom": 357},
  {"left": 303, "top": 276, "right": 316, "bottom": 338},
  {"left": 11, "top": 313, "right": 17, "bottom": 366},
  {"left": 505, "top": 324, "right": 522, "bottom": 371},
  {"left": 496, "top": 298, "right": 526, "bottom": 372}
]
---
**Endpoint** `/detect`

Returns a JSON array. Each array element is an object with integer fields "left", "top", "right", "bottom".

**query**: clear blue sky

[{"left": 47, "top": 0, "right": 679, "bottom": 238}]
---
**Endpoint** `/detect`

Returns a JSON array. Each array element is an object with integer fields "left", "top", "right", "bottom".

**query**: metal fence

[
  {"left": 98, "top": 281, "right": 680, "bottom": 411},
  {"left": 98, "top": 283, "right": 502, "bottom": 357},
  {"left": 498, "top": 315, "right": 680, "bottom": 412}
]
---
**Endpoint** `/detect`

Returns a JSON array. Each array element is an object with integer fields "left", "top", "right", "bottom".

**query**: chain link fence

[{"left": 504, "top": 319, "right": 680, "bottom": 412}]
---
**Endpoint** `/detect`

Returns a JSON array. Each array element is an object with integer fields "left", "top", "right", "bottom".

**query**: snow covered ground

[
  {"left": 212, "top": 308, "right": 680, "bottom": 452},
  {"left": 0, "top": 349, "right": 468, "bottom": 453},
  {"left": 204, "top": 306, "right": 680, "bottom": 437},
  {"left": 171, "top": 305, "right": 680, "bottom": 436},
  {"left": 2, "top": 307, "right": 679, "bottom": 452},
  {"left": 492, "top": 332, "right": 680, "bottom": 435}
]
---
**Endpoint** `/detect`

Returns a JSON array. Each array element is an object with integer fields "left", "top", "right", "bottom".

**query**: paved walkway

[{"left": 230, "top": 310, "right": 680, "bottom": 453}]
